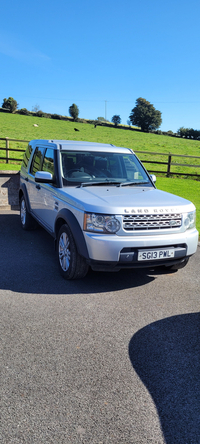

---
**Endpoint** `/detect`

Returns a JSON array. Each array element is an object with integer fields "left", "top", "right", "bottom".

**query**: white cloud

[{"left": 0, "top": 33, "right": 51, "bottom": 65}]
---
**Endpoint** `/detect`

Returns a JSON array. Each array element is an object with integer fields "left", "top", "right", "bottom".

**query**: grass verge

[{"left": 156, "top": 176, "right": 200, "bottom": 234}]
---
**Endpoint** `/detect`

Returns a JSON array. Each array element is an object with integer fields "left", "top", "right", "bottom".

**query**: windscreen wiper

[
  {"left": 77, "top": 181, "right": 122, "bottom": 188},
  {"left": 118, "top": 181, "right": 149, "bottom": 187}
]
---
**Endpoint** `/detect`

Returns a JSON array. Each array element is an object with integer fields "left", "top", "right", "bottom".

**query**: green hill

[
  {"left": 0, "top": 112, "right": 199, "bottom": 233},
  {"left": 1, "top": 112, "right": 200, "bottom": 174}
]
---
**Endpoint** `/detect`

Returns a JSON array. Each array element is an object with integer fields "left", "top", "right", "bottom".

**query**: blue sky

[{"left": 1, "top": 0, "right": 200, "bottom": 132}]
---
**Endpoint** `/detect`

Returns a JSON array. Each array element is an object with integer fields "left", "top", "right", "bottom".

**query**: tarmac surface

[{"left": 0, "top": 210, "right": 200, "bottom": 444}]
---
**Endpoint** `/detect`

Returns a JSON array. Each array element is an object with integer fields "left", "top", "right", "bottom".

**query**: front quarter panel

[{"left": 55, "top": 209, "right": 89, "bottom": 259}]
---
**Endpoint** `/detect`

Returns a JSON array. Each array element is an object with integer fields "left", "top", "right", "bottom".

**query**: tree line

[
  {"left": 177, "top": 127, "right": 200, "bottom": 140},
  {"left": 2, "top": 96, "right": 163, "bottom": 132},
  {"left": 1, "top": 96, "right": 200, "bottom": 139},
  {"left": 69, "top": 98, "right": 163, "bottom": 132},
  {"left": 0, "top": 96, "right": 162, "bottom": 132}
]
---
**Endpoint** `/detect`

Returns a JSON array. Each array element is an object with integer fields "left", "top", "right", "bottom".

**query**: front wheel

[{"left": 57, "top": 224, "right": 89, "bottom": 280}]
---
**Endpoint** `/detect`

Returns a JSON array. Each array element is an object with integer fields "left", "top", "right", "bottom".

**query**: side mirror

[
  {"left": 35, "top": 171, "right": 53, "bottom": 183},
  {"left": 150, "top": 174, "right": 156, "bottom": 183}
]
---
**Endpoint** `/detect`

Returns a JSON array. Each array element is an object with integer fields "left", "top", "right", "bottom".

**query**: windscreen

[{"left": 61, "top": 151, "right": 151, "bottom": 186}]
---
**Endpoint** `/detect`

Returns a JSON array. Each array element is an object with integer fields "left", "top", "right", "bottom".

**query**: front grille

[{"left": 123, "top": 213, "right": 182, "bottom": 231}]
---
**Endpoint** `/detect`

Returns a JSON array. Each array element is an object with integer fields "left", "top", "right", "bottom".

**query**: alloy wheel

[
  {"left": 59, "top": 232, "right": 71, "bottom": 271},
  {"left": 21, "top": 198, "right": 26, "bottom": 226}
]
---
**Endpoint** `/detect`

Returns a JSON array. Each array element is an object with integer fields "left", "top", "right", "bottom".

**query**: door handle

[
  {"left": 25, "top": 177, "right": 28, "bottom": 182},
  {"left": 36, "top": 184, "right": 41, "bottom": 190}
]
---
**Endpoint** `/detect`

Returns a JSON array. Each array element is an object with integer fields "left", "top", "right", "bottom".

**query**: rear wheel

[
  {"left": 20, "top": 195, "right": 37, "bottom": 230},
  {"left": 57, "top": 224, "right": 89, "bottom": 280}
]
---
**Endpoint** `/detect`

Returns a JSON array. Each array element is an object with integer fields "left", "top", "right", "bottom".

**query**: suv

[{"left": 19, "top": 139, "right": 198, "bottom": 279}]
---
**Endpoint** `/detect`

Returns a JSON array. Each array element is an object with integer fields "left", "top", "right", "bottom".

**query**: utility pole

[{"left": 105, "top": 100, "right": 107, "bottom": 121}]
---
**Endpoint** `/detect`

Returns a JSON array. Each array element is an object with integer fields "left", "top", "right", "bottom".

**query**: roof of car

[
  {"left": 30, "top": 140, "right": 133, "bottom": 154},
  {"left": 50, "top": 140, "right": 115, "bottom": 147}
]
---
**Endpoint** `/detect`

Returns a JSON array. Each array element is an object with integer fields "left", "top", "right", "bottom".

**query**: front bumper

[{"left": 84, "top": 228, "right": 199, "bottom": 263}]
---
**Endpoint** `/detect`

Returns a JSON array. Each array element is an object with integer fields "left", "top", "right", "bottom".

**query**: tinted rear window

[{"left": 21, "top": 144, "right": 33, "bottom": 168}]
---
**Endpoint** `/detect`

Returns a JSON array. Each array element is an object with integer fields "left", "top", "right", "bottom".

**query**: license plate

[{"left": 138, "top": 248, "right": 174, "bottom": 261}]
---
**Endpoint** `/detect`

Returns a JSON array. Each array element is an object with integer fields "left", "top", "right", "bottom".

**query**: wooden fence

[
  {"left": 0, "top": 137, "right": 29, "bottom": 164},
  {"left": 135, "top": 150, "right": 200, "bottom": 178},
  {"left": 0, "top": 137, "right": 200, "bottom": 178}
]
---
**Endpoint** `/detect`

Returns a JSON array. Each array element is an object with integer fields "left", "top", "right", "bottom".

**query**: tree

[
  {"left": 177, "top": 127, "right": 188, "bottom": 138},
  {"left": 32, "top": 104, "right": 40, "bottom": 113},
  {"left": 177, "top": 127, "right": 200, "bottom": 140},
  {"left": 129, "top": 97, "right": 162, "bottom": 132},
  {"left": 69, "top": 103, "right": 79, "bottom": 121},
  {"left": 18, "top": 108, "right": 30, "bottom": 116},
  {"left": 111, "top": 115, "right": 121, "bottom": 127},
  {"left": 2, "top": 97, "right": 18, "bottom": 113},
  {"left": 97, "top": 117, "right": 107, "bottom": 123}
]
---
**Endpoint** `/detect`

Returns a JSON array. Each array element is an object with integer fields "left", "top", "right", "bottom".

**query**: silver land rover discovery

[{"left": 19, "top": 140, "right": 198, "bottom": 279}]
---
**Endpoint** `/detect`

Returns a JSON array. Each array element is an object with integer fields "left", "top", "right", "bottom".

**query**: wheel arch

[
  {"left": 19, "top": 184, "right": 31, "bottom": 212},
  {"left": 54, "top": 209, "right": 89, "bottom": 260}
]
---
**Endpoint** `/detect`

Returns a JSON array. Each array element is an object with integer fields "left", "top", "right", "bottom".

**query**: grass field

[
  {"left": 0, "top": 112, "right": 199, "bottom": 233},
  {"left": 1, "top": 113, "right": 200, "bottom": 166},
  {"left": 156, "top": 176, "right": 200, "bottom": 234}
]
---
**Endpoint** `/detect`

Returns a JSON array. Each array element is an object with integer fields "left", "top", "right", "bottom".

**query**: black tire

[
  {"left": 165, "top": 257, "right": 189, "bottom": 271},
  {"left": 20, "top": 195, "right": 38, "bottom": 230},
  {"left": 57, "top": 224, "right": 89, "bottom": 280}
]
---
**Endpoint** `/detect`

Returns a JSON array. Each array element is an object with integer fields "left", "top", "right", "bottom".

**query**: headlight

[
  {"left": 184, "top": 211, "right": 196, "bottom": 230},
  {"left": 84, "top": 213, "right": 120, "bottom": 233}
]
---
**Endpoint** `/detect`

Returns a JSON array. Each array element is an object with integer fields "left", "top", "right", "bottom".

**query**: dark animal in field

[{"left": 74, "top": 128, "right": 79, "bottom": 131}]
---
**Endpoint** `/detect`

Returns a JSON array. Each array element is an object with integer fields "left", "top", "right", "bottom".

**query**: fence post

[
  {"left": 167, "top": 154, "right": 172, "bottom": 177},
  {"left": 5, "top": 137, "right": 9, "bottom": 164}
]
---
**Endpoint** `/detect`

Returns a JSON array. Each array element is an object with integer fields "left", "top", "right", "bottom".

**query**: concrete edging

[{"left": 0, "top": 170, "right": 20, "bottom": 210}]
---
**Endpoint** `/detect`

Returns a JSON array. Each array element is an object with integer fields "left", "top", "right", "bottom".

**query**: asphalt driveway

[{"left": 0, "top": 211, "right": 199, "bottom": 443}]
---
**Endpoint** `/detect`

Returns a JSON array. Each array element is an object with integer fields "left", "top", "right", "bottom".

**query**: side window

[
  {"left": 42, "top": 148, "right": 55, "bottom": 176},
  {"left": 123, "top": 155, "right": 145, "bottom": 181},
  {"left": 30, "top": 147, "right": 46, "bottom": 176},
  {"left": 21, "top": 143, "right": 33, "bottom": 168}
]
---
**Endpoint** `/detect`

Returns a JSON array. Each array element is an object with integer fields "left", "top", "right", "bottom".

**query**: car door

[
  {"left": 36, "top": 147, "right": 58, "bottom": 231},
  {"left": 28, "top": 146, "right": 58, "bottom": 231},
  {"left": 28, "top": 145, "right": 46, "bottom": 215}
]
